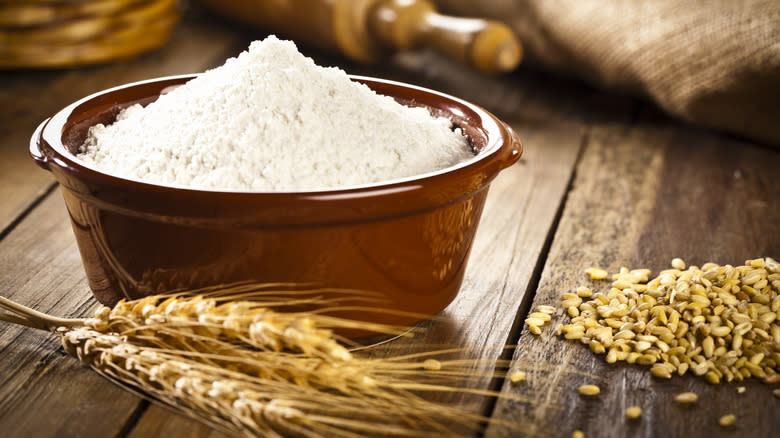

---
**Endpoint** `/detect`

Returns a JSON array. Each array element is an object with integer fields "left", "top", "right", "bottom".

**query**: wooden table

[{"left": 1, "top": 7, "right": 778, "bottom": 438}]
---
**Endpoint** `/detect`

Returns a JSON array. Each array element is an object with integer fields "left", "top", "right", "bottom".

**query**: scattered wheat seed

[
  {"left": 773, "top": 389, "right": 780, "bottom": 398},
  {"left": 586, "top": 268, "right": 608, "bottom": 280},
  {"left": 557, "top": 258, "right": 779, "bottom": 384},
  {"left": 537, "top": 305, "right": 557, "bottom": 314},
  {"left": 718, "top": 414, "right": 736, "bottom": 427},
  {"left": 528, "top": 312, "right": 552, "bottom": 322},
  {"left": 736, "top": 386, "right": 746, "bottom": 394},
  {"left": 650, "top": 363, "right": 673, "bottom": 379},
  {"left": 671, "top": 258, "right": 686, "bottom": 270},
  {"left": 625, "top": 406, "right": 642, "bottom": 420},
  {"left": 577, "top": 384, "right": 600, "bottom": 396},
  {"left": 528, "top": 325, "right": 542, "bottom": 335},
  {"left": 510, "top": 371, "right": 526, "bottom": 383},
  {"left": 674, "top": 392, "right": 698, "bottom": 404},
  {"left": 577, "top": 287, "right": 593, "bottom": 298},
  {"left": 705, "top": 371, "right": 721, "bottom": 384},
  {"left": 572, "top": 430, "right": 584, "bottom": 438}
]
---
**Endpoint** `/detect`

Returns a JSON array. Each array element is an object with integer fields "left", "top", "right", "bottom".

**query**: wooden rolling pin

[{"left": 198, "top": 0, "right": 522, "bottom": 73}]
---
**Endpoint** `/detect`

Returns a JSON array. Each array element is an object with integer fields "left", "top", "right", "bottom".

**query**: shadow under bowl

[{"left": 30, "top": 74, "right": 522, "bottom": 326}]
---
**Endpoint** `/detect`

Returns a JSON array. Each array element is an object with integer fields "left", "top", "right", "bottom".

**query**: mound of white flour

[{"left": 78, "top": 36, "right": 472, "bottom": 191}]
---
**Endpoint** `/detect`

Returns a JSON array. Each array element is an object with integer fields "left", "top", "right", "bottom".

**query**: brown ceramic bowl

[{"left": 30, "top": 74, "right": 521, "bottom": 325}]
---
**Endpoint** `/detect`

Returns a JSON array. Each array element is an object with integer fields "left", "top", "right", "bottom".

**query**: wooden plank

[
  {"left": 0, "top": 7, "right": 249, "bottom": 234},
  {"left": 486, "top": 123, "right": 780, "bottom": 437},
  {"left": 0, "top": 191, "right": 144, "bottom": 438},
  {"left": 127, "top": 405, "right": 231, "bottom": 438}
]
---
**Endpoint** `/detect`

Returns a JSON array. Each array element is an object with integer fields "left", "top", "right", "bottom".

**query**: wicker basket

[{"left": 0, "top": 0, "right": 180, "bottom": 68}]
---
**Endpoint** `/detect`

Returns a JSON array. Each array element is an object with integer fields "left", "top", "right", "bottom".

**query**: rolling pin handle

[{"left": 368, "top": 0, "right": 522, "bottom": 73}]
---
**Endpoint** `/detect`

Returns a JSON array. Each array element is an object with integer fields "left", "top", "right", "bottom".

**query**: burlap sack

[{"left": 435, "top": 0, "right": 780, "bottom": 146}]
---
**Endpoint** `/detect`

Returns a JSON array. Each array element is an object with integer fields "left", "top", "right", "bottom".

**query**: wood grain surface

[
  {"left": 0, "top": 4, "right": 778, "bottom": 438},
  {"left": 487, "top": 122, "right": 780, "bottom": 438}
]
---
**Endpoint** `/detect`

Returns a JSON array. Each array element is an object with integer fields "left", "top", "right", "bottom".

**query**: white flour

[{"left": 78, "top": 36, "right": 472, "bottom": 191}]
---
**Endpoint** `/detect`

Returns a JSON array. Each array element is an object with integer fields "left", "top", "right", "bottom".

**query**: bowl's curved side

[{"left": 32, "top": 74, "right": 522, "bottom": 324}]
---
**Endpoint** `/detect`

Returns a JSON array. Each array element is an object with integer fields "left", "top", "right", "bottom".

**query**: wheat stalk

[{"left": 0, "top": 288, "right": 518, "bottom": 437}]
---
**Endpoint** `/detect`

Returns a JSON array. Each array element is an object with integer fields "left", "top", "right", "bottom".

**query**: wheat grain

[
  {"left": 624, "top": 406, "right": 642, "bottom": 420},
  {"left": 577, "top": 384, "right": 600, "bottom": 396},
  {"left": 556, "top": 258, "right": 780, "bottom": 384},
  {"left": 1, "top": 290, "right": 521, "bottom": 438},
  {"left": 718, "top": 414, "right": 736, "bottom": 427},
  {"left": 674, "top": 392, "right": 698, "bottom": 404}
]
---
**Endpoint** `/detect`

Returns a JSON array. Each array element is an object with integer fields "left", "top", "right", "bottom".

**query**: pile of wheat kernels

[{"left": 554, "top": 257, "right": 780, "bottom": 384}]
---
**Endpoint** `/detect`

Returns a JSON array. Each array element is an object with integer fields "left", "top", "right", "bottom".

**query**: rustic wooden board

[
  {"left": 127, "top": 405, "right": 231, "bottom": 438},
  {"left": 486, "top": 121, "right": 780, "bottom": 438},
  {"left": 0, "top": 191, "right": 143, "bottom": 438},
  {"left": 0, "top": 8, "right": 250, "bottom": 235}
]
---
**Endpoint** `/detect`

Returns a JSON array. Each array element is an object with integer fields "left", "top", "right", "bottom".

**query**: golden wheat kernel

[
  {"left": 606, "top": 348, "right": 618, "bottom": 364},
  {"left": 586, "top": 268, "right": 608, "bottom": 280},
  {"left": 625, "top": 406, "right": 642, "bottom": 420},
  {"left": 589, "top": 341, "right": 606, "bottom": 354},
  {"left": 423, "top": 359, "right": 441, "bottom": 371},
  {"left": 528, "top": 325, "right": 542, "bottom": 335},
  {"left": 702, "top": 336, "right": 715, "bottom": 358},
  {"left": 701, "top": 262, "right": 719, "bottom": 271},
  {"left": 705, "top": 371, "right": 721, "bottom": 384},
  {"left": 671, "top": 258, "right": 686, "bottom": 270},
  {"left": 612, "top": 280, "right": 634, "bottom": 290},
  {"left": 760, "top": 312, "right": 777, "bottom": 324},
  {"left": 577, "top": 384, "right": 600, "bottom": 396},
  {"left": 754, "top": 328, "right": 771, "bottom": 340},
  {"left": 710, "top": 326, "right": 731, "bottom": 337},
  {"left": 626, "top": 352, "right": 641, "bottom": 364},
  {"left": 529, "top": 312, "right": 552, "bottom": 322},
  {"left": 718, "top": 414, "right": 736, "bottom": 427},
  {"left": 750, "top": 352, "right": 765, "bottom": 365},
  {"left": 526, "top": 317, "right": 545, "bottom": 327},
  {"left": 572, "top": 430, "right": 585, "bottom": 438},
  {"left": 651, "top": 364, "right": 672, "bottom": 379},
  {"left": 773, "top": 389, "right": 780, "bottom": 398},
  {"left": 577, "top": 286, "right": 593, "bottom": 298},
  {"left": 510, "top": 371, "right": 526, "bottom": 383},
  {"left": 568, "top": 307, "right": 580, "bottom": 317},
  {"left": 771, "top": 296, "right": 780, "bottom": 313},
  {"left": 674, "top": 392, "right": 698, "bottom": 404},
  {"left": 537, "top": 305, "right": 557, "bottom": 314},
  {"left": 637, "top": 354, "right": 658, "bottom": 366},
  {"left": 736, "top": 386, "right": 746, "bottom": 394}
]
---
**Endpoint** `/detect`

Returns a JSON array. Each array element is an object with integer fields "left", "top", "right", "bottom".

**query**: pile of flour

[{"left": 78, "top": 36, "right": 473, "bottom": 191}]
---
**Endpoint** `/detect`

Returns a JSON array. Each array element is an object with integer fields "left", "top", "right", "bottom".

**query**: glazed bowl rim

[{"left": 34, "top": 74, "right": 521, "bottom": 201}]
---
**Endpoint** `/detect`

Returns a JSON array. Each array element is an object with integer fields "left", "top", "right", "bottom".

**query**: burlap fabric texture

[{"left": 435, "top": 0, "right": 780, "bottom": 146}]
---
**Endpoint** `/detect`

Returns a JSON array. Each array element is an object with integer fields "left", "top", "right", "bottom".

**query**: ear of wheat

[{"left": 0, "top": 286, "right": 518, "bottom": 437}]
